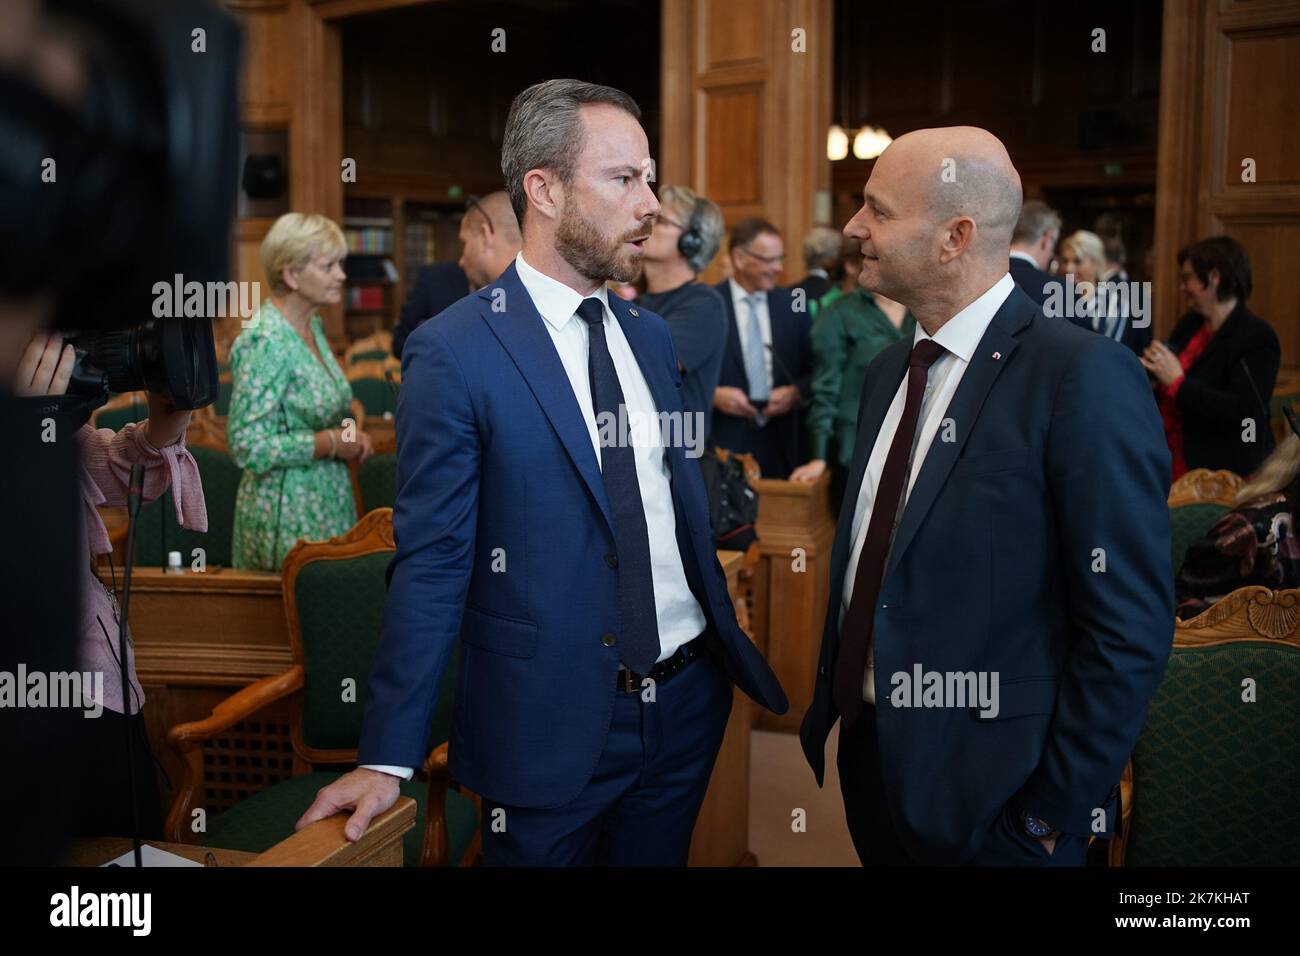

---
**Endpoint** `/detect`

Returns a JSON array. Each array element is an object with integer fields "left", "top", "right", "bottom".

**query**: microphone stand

[{"left": 118, "top": 462, "right": 146, "bottom": 868}]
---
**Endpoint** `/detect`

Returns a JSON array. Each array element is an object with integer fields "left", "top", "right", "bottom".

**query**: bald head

[
  {"left": 470, "top": 191, "right": 520, "bottom": 240},
  {"left": 889, "top": 127, "right": 1021, "bottom": 256},
  {"left": 844, "top": 126, "right": 1022, "bottom": 328},
  {"left": 459, "top": 190, "right": 522, "bottom": 288}
]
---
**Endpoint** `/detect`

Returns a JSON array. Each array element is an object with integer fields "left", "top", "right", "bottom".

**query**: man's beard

[{"left": 556, "top": 199, "right": 652, "bottom": 285}]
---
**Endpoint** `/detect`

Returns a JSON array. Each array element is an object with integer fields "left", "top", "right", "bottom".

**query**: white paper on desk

[{"left": 101, "top": 845, "right": 203, "bottom": 867}]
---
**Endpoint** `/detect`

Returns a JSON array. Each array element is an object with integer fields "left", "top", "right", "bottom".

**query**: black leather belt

[{"left": 616, "top": 637, "right": 703, "bottom": 693}]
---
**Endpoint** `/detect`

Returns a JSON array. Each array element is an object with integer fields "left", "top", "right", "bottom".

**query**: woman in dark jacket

[{"left": 1141, "top": 236, "right": 1280, "bottom": 480}]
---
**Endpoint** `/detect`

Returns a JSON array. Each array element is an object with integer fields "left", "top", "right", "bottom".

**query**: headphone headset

[{"left": 677, "top": 197, "right": 706, "bottom": 261}]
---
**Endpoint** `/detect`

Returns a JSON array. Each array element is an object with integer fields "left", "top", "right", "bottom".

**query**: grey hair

[
  {"left": 802, "top": 226, "right": 843, "bottom": 271},
  {"left": 659, "top": 184, "right": 725, "bottom": 273},
  {"left": 1012, "top": 200, "right": 1062, "bottom": 246},
  {"left": 501, "top": 78, "right": 642, "bottom": 225}
]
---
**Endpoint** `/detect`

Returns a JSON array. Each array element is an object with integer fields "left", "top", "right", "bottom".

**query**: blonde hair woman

[
  {"left": 1176, "top": 433, "right": 1300, "bottom": 619},
  {"left": 1059, "top": 229, "right": 1145, "bottom": 355},
  {"left": 228, "top": 213, "right": 373, "bottom": 570}
]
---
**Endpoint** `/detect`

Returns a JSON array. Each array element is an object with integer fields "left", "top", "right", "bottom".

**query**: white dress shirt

[
  {"left": 362, "top": 253, "right": 708, "bottom": 782},
  {"left": 840, "top": 272, "right": 1015, "bottom": 704},
  {"left": 1009, "top": 250, "right": 1040, "bottom": 268},
  {"left": 728, "top": 277, "right": 773, "bottom": 390}
]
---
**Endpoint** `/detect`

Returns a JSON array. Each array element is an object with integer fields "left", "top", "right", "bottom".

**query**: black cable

[{"left": 119, "top": 462, "right": 145, "bottom": 867}]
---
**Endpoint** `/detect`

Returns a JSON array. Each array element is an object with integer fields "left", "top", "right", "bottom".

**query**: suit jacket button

[
  {"left": 604, "top": 553, "right": 618, "bottom": 568},
  {"left": 601, "top": 632, "right": 617, "bottom": 647}
]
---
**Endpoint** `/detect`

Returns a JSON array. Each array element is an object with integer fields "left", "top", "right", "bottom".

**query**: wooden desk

[
  {"left": 749, "top": 472, "right": 836, "bottom": 732},
  {"left": 687, "top": 550, "right": 758, "bottom": 866},
  {"left": 66, "top": 798, "right": 415, "bottom": 868},
  {"left": 95, "top": 565, "right": 292, "bottom": 813}
]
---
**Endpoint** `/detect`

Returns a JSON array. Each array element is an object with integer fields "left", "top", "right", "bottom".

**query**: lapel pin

[
  {"left": 992, "top": 351, "right": 1001, "bottom": 361},
  {"left": 629, "top": 307, "right": 639, "bottom": 316}
]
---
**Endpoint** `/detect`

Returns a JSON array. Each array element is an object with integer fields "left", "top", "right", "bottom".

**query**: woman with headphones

[{"left": 639, "top": 185, "right": 729, "bottom": 440}]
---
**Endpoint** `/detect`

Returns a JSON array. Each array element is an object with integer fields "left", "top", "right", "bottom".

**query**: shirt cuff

[{"left": 360, "top": 764, "right": 414, "bottom": 781}]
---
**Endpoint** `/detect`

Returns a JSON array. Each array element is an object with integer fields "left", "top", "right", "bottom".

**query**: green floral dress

[{"left": 228, "top": 300, "right": 357, "bottom": 570}]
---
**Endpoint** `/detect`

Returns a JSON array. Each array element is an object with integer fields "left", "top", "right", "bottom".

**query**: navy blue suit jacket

[
  {"left": 711, "top": 282, "right": 813, "bottom": 478},
  {"left": 800, "top": 284, "right": 1173, "bottom": 864},
  {"left": 359, "top": 263, "right": 788, "bottom": 808}
]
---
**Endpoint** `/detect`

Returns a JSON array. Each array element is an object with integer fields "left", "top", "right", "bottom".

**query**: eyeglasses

[
  {"left": 464, "top": 195, "right": 495, "bottom": 234},
  {"left": 738, "top": 245, "right": 785, "bottom": 265}
]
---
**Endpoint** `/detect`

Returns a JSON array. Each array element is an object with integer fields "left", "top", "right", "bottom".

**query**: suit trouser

[
  {"left": 836, "top": 705, "right": 912, "bottom": 865},
  {"left": 837, "top": 704, "right": 1089, "bottom": 867},
  {"left": 480, "top": 648, "right": 733, "bottom": 866}
]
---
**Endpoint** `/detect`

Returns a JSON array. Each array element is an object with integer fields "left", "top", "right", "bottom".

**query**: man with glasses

[{"left": 712, "top": 218, "right": 812, "bottom": 479}]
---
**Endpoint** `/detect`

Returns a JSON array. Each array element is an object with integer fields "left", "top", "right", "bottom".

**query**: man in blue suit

[
  {"left": 800, "top": 126, "right": 1172, "bottom": 866},
  {"left": 297, "top": 79, "right": 786, "bottom": 865},
  {"left": 712, "top": 218, "right": 812, "bottom": 479}
]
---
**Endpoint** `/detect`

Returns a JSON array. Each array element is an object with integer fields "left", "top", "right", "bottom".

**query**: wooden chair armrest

[
  {"left": 162, "top": 666, "right": 304, "bottom": 844},
  {"left": 167, "top": 665, "right": 305, "bottom": 751}
]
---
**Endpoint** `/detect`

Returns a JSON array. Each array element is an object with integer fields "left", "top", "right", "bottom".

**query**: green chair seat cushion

[
  {"left": 1170, "top": 503, "right": 1230, "bottom": 575},
  {"left": 200, "top": 771, "right": 477, "bottom": 866},
  {"left": 1127, "top": 642, "right": 1300, "bottom": 865}
]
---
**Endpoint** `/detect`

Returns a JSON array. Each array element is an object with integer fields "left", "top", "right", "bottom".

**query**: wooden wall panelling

[
  {"left": 1156, "top": 0, "right": 1300, "bottom": 352},
  {"left": 662, "top": 0, "right": 832, "bottom": 284}
]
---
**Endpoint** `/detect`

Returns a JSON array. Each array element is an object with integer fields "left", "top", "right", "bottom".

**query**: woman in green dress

[
  {"left": 229, "top": 213, "right": 374, "bottom": 570},
  {"left": 790, "top": 287, "right": 914, "bottom": 512}
]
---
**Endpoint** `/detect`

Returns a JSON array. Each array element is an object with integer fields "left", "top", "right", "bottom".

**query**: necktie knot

[
  {"left": 576, "top": 297, "right": 604, "bottom": 328},
  {"left": 910, "top": 338, "right": 946, "bottom": 369}
]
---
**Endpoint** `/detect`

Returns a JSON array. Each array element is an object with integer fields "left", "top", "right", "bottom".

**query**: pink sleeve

[{"left": 78, "top": 421, "right": 209, "bottom": 554}]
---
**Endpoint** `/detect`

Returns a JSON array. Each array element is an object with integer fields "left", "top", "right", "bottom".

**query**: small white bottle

[{"left": 166, "top": 550, "right": 184, "bottom": 575}]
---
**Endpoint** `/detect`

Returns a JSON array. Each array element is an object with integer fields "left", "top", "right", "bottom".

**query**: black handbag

[{"left": 698, "top": 447, "right": 759, "bottom": 550}]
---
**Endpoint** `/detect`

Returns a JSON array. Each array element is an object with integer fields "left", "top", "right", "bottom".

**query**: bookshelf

[{"left": 341, "top": 175, "right": 482, "bottom": 340}]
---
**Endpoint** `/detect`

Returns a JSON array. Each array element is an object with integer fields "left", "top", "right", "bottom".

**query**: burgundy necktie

[{"left": 833, "top": 338, "right": 947, "bottom": 728}]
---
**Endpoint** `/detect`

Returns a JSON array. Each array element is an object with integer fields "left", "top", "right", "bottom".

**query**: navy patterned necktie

[{"left": 576, "top": 297, "right": 660, "bottom": 675}]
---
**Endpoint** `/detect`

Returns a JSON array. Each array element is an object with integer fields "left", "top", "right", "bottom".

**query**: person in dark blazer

[
  {"left": 297, "top": 79, "right": 786, "bottom": 866},
  {"left": 712, "top": 218, "right": 813, "bottom": 479},
  {"left": 1007, "top": 199, "right": 1061, "bottom": 307},
  {"left": 391, "top": 260, "right": 469, "bottom": 359},
  {"left": 392, "top": 193, "right": 521, "bottom": 359},
  {"left": 1058, "top": 229, "right": 1152, "bottom": 357},
  {"left": 1141, "top": 235, "right": 1279, "bottom": 480},
  {"left": 800, "top": 127, "right": 1173, "bottom": 867}
]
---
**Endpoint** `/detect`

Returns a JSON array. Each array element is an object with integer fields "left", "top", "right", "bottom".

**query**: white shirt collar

[
  {"left": 912, "top": 272, "right": 1015, "bottom": 364},
  {"left": 1009, "top": 250, "right": 1039, "bottom": 267},
  {"left": 728, "top": 277, "right": 762, "bottom": 307},
  {"left": 515, "top": 252, "right": 609, "bottom": 332}
]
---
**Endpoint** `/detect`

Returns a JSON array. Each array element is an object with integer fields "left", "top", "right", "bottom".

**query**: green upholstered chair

[
  {"left": 132, "top": 443, "right": 241, "bottom": 568},
  {"left": 1169, "top": 503, "right": 1230, "bottom": 574},
  {"left": 1167, "top": 468, "right": 1243, "bottom": 574},
  {"left": 349, "top": 376, "right": 398, "bottom": 418},
  {"left": 344, "top": 331, "right": 394, "bottom": 367},
  {"left": 1109, "top": 586, "right": 1300, "bottom": 866},
  {"left": 165, "top": 509, "right": 478, "bottom": 866}
]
